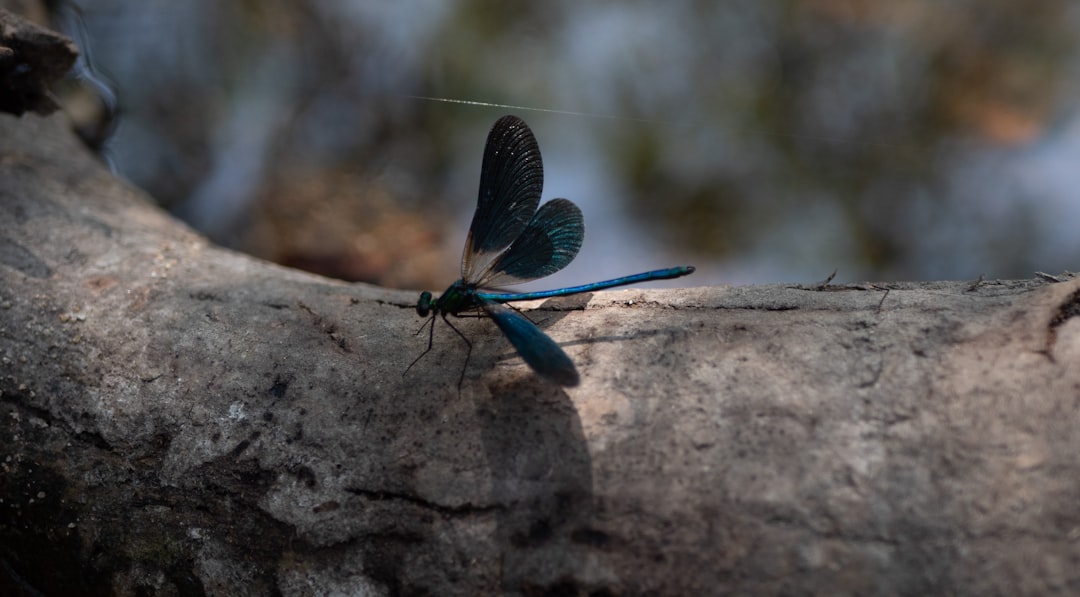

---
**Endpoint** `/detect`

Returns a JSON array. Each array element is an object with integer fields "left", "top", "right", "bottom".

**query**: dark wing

[
  {"left": 484, "top": 301, "right": 580, "bottom": 386},
  {"left": 461, "top": 115, "right": 544, "bottom": 283},
  {"left": 473, "top": 198, "right": 584, "bottom": 288}
]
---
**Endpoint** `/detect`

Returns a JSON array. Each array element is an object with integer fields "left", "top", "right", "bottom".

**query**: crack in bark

[
  {"left": 344, "top": 486, "right": 506, "bottom": 518},
  {"left": 1046, "top": 287, "right": 1080, "bottom": 354}
]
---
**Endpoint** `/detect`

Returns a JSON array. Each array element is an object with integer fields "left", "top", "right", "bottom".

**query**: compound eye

[{"left": 416, "top": 291, "right": 432, "bottom": 317}]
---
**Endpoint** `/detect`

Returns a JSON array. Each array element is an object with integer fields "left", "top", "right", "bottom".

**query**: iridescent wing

[
  {"left": 461, "top": 115, "right": 544, "bottom": 283},
  {"left": 473, "top": 198, "right": 583, "bottom": 288},
  {"left": 483, "top": 300, "right": 580, "bottom": 386}
]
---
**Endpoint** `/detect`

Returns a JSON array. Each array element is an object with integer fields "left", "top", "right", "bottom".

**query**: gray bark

[{"left": 3, "top": 105, "right": 1080, "bottom": 594}]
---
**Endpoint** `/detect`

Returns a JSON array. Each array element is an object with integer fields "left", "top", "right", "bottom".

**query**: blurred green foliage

[{"left": 62, "top": 0, "right": 1079, "bottom": 285}]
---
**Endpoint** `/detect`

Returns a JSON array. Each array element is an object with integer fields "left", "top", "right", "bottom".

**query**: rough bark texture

[
  {"left": 3, "top": 93, "right": 1080, "bottom": 596},
  {"left": 0, "top": 8, "right": 77, "bottom": 116}
]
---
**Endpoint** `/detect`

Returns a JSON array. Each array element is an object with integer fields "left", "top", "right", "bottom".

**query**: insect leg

[
  {"left": 403, "top": 315, "right": 438, "bottom": 377},
  {"left": 442, "top": 313, "right": 474, "bottom": 389}
]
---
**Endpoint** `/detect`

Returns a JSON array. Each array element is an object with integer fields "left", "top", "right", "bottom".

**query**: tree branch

[{"left": 3, "top": 96, "right": 1080, "bottom": 594}]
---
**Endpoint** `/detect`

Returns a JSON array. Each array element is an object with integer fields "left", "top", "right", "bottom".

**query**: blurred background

[{"left": 50, "top": 0, "right": 1080, "bottom": 289}]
